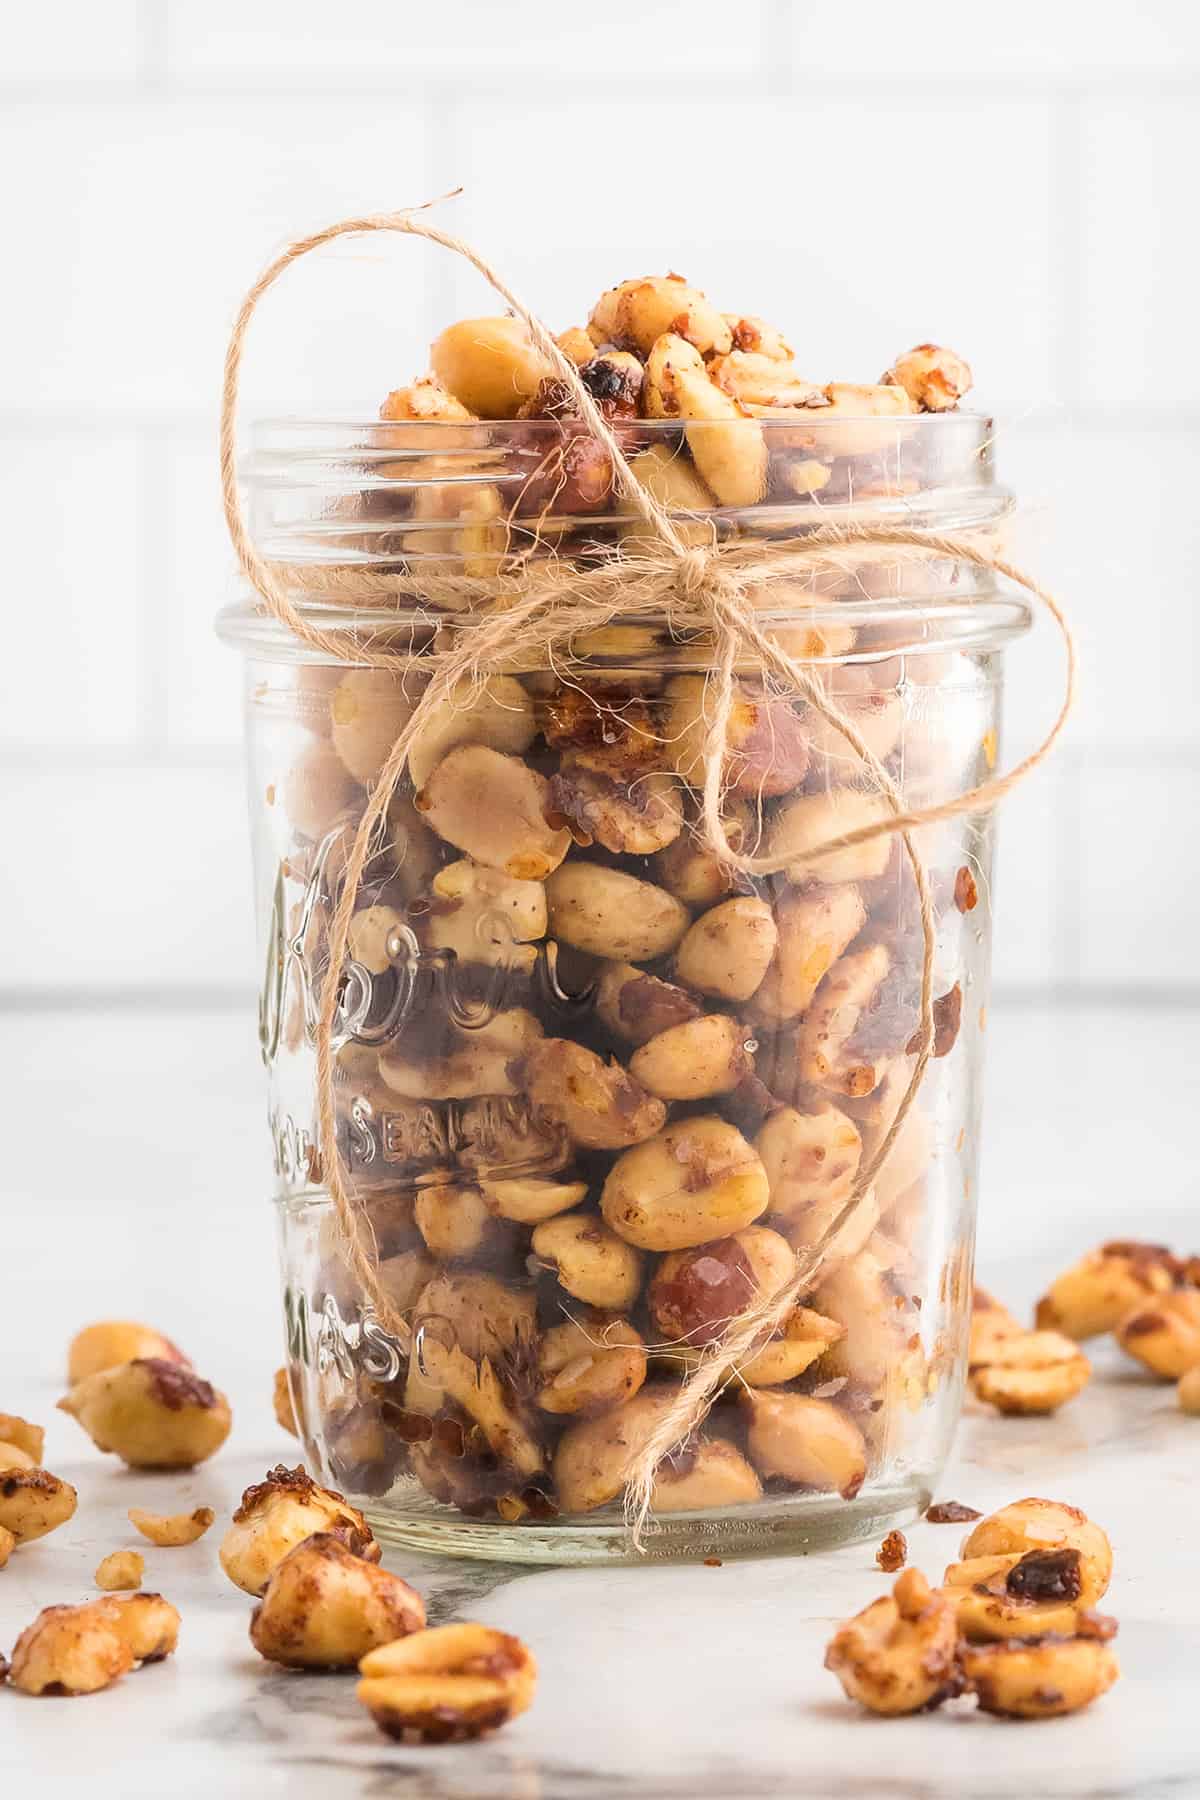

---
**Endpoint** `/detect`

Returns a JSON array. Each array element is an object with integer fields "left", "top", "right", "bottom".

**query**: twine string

[{"left": 219, "top": 201, "right": 1075, "bottom": 1545}]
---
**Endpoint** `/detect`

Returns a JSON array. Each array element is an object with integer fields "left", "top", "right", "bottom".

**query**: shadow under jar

[{"left": 219, "top": 410, "right": 1029, "bottom": 1564}]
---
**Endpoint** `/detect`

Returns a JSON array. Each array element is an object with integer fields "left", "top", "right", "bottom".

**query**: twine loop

[{"left": 220, "top": 198, "right": 1075, "bottom": 1548}]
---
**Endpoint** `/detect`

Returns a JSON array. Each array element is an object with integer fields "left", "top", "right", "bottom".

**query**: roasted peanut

[
  {"left": 961, "top": 1625, "right": 1119, "bottom": 1719},
  {"left": 0, "top": 1441, "right": 35, "bottom": 1471},
  {"left": 379, "top": 1007, "right": 543, "bottom": 1101},
  {"left": 630, "top": 1014, "right": 753, "bottom": 1101},
  {"left": 797, "top": 944, "right": 893, "bottom": 1097},
  {"left": 379, "top": 1246, "right": 438, "bottom": 1313},
  {"left": 128, "top": 1505, "right": 215, "bottom": 1547},
  {"left": 767, "top": 787, "right": 893, "bottom": 885},
  {"left": 422, "top": 858, "right": 546, "bottom": 971},
  {"left": 548, "top": 760, "right": 683, "bottom": 855},
  {"left": 644, "top": 334, "right": 767, "bottom": 506},
  {"left": 414, "top": 1183, "right": 498, "bottom": 1261},
  {"left": 674, "top": 896, "right": 777, "bottom": 1002},
  {"left": 969, "top": 1286, "right": 1024, "bottom": 1364},
  {"left": 545, "top": 863, "right": 690, "bottom": 961},
  {"left": 406, "top": 676, "right": 537, "bottom": 789},
  {"left": 250, "top": 1533, "right": 425, "bottom": 1670},
  {"left": 594, "top": 962, "right": 702, "bottom": 1045},
  {"left": 59, "top": 1359, "right": 232, "bottom": 1469},
  {"left": 621, "top": 441, "right": 716, "bottom": 550},
  {"left": 970, "top": 1330, "right": 1091, "bottom": 1416},
  {"left": 419, "top": 745, "right": 570, "bottom": 881},
  {"left": 589, "top": 275, "right": 731, "bottom": 358},
  {"left": 537, "top": 1313, "right": 646, "bottom": 1416},
  {"left": 556, "top": 326, "right": 596, "bottom": 366},
  {"left": 724, "top": 314, "right": 793, "bottom": 359},
  {"left": 941, "top": 1547, "right": 1090, "bottom": 1642},
  {"left": 647, "top": 1226, "right": 794, "bottom": 1348},
  {"left": 531, "top": 1214, "right": 644, "bottom": 1311},
  {"left": 737, "top": 1306, "right": 845, "bottom": 1385},
  {"left": 741, "top": 1390, "right": 867, "bottom": 1497},
  {"left": 95, "top": 1551, "right": 144, "bottom": 1592},
  {"left": 651, "top": 796, "right": 756, "bottom": 907},
  {"left": 539, "top": 685, "right": 662, "bottom": 777},
  {"left": 1180, "top": 1364, "right": 1200, "bottom": 1414},
  {"left": 7, "top": 1593, "right": 180, "bottom": 1696},
  {"left": 431, "top": 316, "right": 551, "bottom": 417},
  {"left": 413, "top": 1273, "right": 538, "bottom": 1366},
  {"left": 552, "top": 1385, "right": 681, "bottom": 1513},
  {"left": 380, "top": 376, "right": 474, "bottom": 424},
  {"left": 825, "top": 1568, "right": 962, "bottom": 1715},
  {"left": 0, "top": 1469, "right": 77, "bottom": 1545},
  {"left": 748, "top": 883, "right": 866, "bottom": 1025},
  {"left": 220, "top": 1465, "right": 379, "bottom": 1597},
  {"left": 0, "top": 1524, "right": 13, "bottom": 1568},
  {"left": 358, "top": 1621, "right": 537, "bottom": 1742},
  {"left": 811, "top": 382, "right": 915, "bottom": 457},
  {"left": 282, "top": 739, "right": 359, "bottom": 841},
  {"left": 709, "top": 349, "right": 823, "bottom": 409},
  {"left": 480, "top": 1176, "right": 588, "bottom": 1225},
  {"left": 67, "top": 1321, "right": 188, "bottom": 1385},
  {"left": 273, "top": 1367, "right": 300, "bottom": 1437},
  {"left": 601, "top": 1115, "right": 770, "bottom": 1251},
  {"left": 663, "top": 675, "right": 812, "bottom": 799},
  {"left": 1115, "top": 1289, "right": 1200, "bottom": 1380},
  {"left": 1035, "top": 1240, "right": 1179, "bottom": 1340},
  {"left": 650, "top": 1439, "right": 762, "bottom": 1512},
  {"left": 330, "top": 670, "right": 417, "bottom": 785},
  {"left": 520, "top": 1038, "right": 666, "bottom": 1150},
  {"left": 0, "top": 1413, "right": 45, "bottom": 1464},
  {"left": 883, "top": 343, "right": 973, "bottom": 413},
  {"left": 409, "top": 1337, "right": 544, "bottom": 1477},
  {"left": 805, "top": 665, "right": 904, "bottom": 776},
  {"left": 754, "top": 1103, "right": 863, "bottom": 1233},
  {"left": 961, "top": 1499, "right": 1112, "bottom": 1605}
]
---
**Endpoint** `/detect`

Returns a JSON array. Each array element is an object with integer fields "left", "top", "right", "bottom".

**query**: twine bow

[{"left": 220, "top": 199, "right": 1075, "bottom": 1545}]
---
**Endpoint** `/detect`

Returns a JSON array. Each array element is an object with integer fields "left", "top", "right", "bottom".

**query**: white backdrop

[{"left": 2, "top": 0, "right": 1197, "bottom": 1001}]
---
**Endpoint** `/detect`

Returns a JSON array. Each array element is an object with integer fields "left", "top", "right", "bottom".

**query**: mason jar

[{"left": 219, "top": 408, "right": 1029, "bottom": 1564}]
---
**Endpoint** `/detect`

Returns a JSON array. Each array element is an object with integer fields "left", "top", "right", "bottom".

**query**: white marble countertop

[{"left": 2, "top": 1002, "right": 1198, "bottom": 1798}]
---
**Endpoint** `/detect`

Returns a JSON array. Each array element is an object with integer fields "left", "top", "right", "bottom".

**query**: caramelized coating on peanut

[
  {"left": 537, "top": 1314, "right": 646, "bottom": 1417},
  {"left": 220, "top": 1465, "right": 379, "bottom": 1597},
  {"left": 553, "top": 1385, "right": 681, "bottom": 1514},
  {"left": 419, "top": 745, "right": 571, "bottom": 881},
  {"left": 1115, "top": 1289, "right": 1200, "bottom": 1380},
  {"left": 531, "top": 1213, "right": 644, "bottom": 1311},
  {"left": 589, "top": 275, "right": 731, "bottom": 358},
  {"left": 601, "top": 1115, "right": 770, "bottom": 1251},
  {"left": 545, "top": 863, "right": 690, "bottom": 962},
  {"left": 59, "top": 1359, "right": 232, "bottom": 1469},
  {"left": 67, "top": 1321, "right": 188, "bottom": 1385},
  {"left": 961, "top": 1627, "right": 1118, "bottom": 1719},
  {"left": 250, "top": 1533, "right": 426, "bottom": 1670},
  {"left": 969, "top": 1286, "right": 1024, "bottom": 1364},
  {"left": 521, "top": 1038, "right": 666, "bottom": 1151},
  {"left": 962, "top": 1499, "right": 1112, "bottom": 1606},
  {"left": 595, "top": 962, "right": 702, "bottom": 1046},
  {"left": 1035, "top": 1240, "right": 1179, "bottom": 1340},
  {"left": 883, "top": 343, "right": 973, "bottom": 413},
  {"left": 748, "top": 883, "right": 866, "bottom": 1025},
  {"left": 128, "top": 1505, "right": 215, "bottom": 1547},
  {"left": 644, "top": 334, "right": 767, "bottom": 506},
  {"left": 7, "top": 1593, "right": 179, "bottom": 1696},
  {"left": 358, "top": 1622, "right": 537, "bottom": 1743},
  {"left": 825, "top": 1569, "right": 962, "bottom": 1715},
  {"left": 0, "top": 1469, "right": 78, "bottom": 1544},
  {"left": 969, "top": 1331, "right": 1091, "bottom": 1416}
]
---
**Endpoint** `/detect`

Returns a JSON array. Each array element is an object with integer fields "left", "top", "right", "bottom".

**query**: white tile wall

[{"left": 0, "top": 0, "right": 1196, "bottom": 1000}]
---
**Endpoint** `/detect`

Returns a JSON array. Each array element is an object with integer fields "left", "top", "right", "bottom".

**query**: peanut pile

[{"left": 266, "top": 275, "right": 988, "bottom": 1528}]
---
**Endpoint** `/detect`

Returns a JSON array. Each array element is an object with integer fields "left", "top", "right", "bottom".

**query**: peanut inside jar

[{"left": 235, "top": 270, "right": 1012, "bottom": 1536}]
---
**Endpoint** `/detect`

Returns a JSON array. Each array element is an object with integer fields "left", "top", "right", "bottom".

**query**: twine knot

[{"left": 676, "top": 545, "right": 716, "bottom": 602}]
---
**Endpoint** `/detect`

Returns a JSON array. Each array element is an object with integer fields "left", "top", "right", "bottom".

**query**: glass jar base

[{"left": 362, "top": 1475, "right": 931, "bottom": 1567}]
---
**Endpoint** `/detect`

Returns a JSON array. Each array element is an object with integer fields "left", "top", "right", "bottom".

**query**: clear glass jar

[{"left": 219, "top": 411, "right": 1029, "bottom": 1563}]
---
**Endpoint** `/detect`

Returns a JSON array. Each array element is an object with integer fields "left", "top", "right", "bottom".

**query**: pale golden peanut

[
  {"left": 1180, "top": 1364, "right": 1200, "bottom": 1413},
  {"left": 724, "top": 313, "right": 793, "bottom": 359},
  {"left": 644, "top": 334, "right": 767, "bottom": 506},
  {"left": 815, "top": 1241, "right": 907, "bottom": 1390},
  {"left": 748, "top": 883, "right": 867, "bottom": 1025},
  {"left": 379, "top": 1007, "right": 543, "bottom": 1102},
  {"left": 59, "top": 1359, "right": 232, "bottom": 1469},
  {"left": 962, "top": 1627, "right": 1119, "bottom": 1719},
  {"left": 0, "top": 1413, "right": 45, "bottom": 1464},
  {"left": 220, "top": 1465, "right": 380, "bottom": 1597},
  {"left": 962, "top": 1500, "right": 1112, "bottom": 1605},
  {"left": 0, "top": 1524, "right": 13, "bottom": 1568},
  {"left": 330, "top": 669, "right": 417, "bottom": 785},
  {"left": 651, "top": 796, "right": 757, "bottom": 907},
  {"left": 418, "top": 745, "right": 571, "bottom": 880},
  {"left": 970, "top": 1330, "right": 1091, "bottom": 1416},
  {"left": 545, "top": 863, "right": 690, "bottom": 962},
  {"left": 738, "top": 1306, "right": 846, "bottom": 1385},
  {"left": 282, "top": 739, "right": 359, "bottom": 841},
  {"left": 409, "top": 1339, "right": 544, "bottom": 1477},
  {"left": 1115, "top": 1289, "right": 1200, "bottom": 1380},
  {"left": 650, "top": 1439, "right": 762, "bottom": 1512},
  {"left": 128, "top": 1505, "right": 215, "bottom": 1547},
  {"left": 620, "top": 441, "right": 716, "bottom": 550},
  {"left": 95, "top": 1551, "right": 144, "bottom": 1592},
  {"left": 708, "top": 349, "right": 823, "bottom": 408},
  {"left": 273, "top": 1368, "right": 300, "bottom": 1438},
  {"left": 556, "top": 326, "right": 596, "bottom": 366},
  {"left": 413, "top": 1273, "right": 538, "bottom": 1366},
  {"left": 825, "top": 1569, "right": 962, "bottom": 1716},
  {"left": 674, "top": 896, "right": 777, "bottom": 1002},
  {"left": 648, "top": 1226, "right": 794, "bottom": 1348},
  {"left": 767, "top": 787, "right": 893, "bottom": 885},
  {"left": 883, "top": 343, "right": 973, "bottom": 412},
  {"left": 423, "top": 859, "right": 546, "bottom": 971},
  {"left": 548, "top": 761, "right": 683, "bottom": 856},
  {"left": 804, "top": 666, "right": 904, "bottom": 775},
  {"left": 481, "top": 1176, "right": 588, "bottom": 1225},
  {"left": 553, "top": 1385, "right": 682, "bottom": 1514},
  {"left": 68, "top": 1321, "right": 188, "bottom": 1385},
  {"left": 414, "top": 1183, "right": 497, "bottom": 1261},
  {"left": 250, "top": 1532, "right": 425, "bottom": 1670},
  {"left": 537, "top": 1314, "right": 646, "bottom": 1417},
  {"left": 1035, "top": 1240, "right": 1179, "bottom": 1340},
  {"left": 7, "top": 1593, "right": 180, "bottom": 1696},
  {"left": 663, "top": 675, "right": 811, "bottom": 798},
  {"left": 0, "top": 1469, "right": 77, "bottom": 1544},
  {"left": 797, "top": 944, "right": 893, "bottom": 1098},
  {"left": 742, "top": 1391, "right": 866, "bottom": 1497},
  {"left": 107, "top": 1591, "right": 181, "bottom": 1664},
  {"left": 538, "top": 684, "right": 663, "bottom": 777},
  {"left": 941, "top": 1548, "right": 1091, "bottom": 1643},
  {"left": 594, "top": 962, "right": 701, "bottom": 1045},
  {"left": 406, "top": 676, "right": 537, "bottom": 789},
  {"left": 431, "top": 316, "right": 551, "bottom": 417},
  {"left": 589, "top": 275, "right": 731, "bottom": 357},
  {"left": 531, "top": 1214, "right": 644, "bottom": 1311},
  {"left": 380, "top": 376, "right": 474, "bottom": 423},
  {"left": 970, "top": 1286, "right": 1024, "bottom": 1364},
  {"left": 0, "top": 1441, "right": 35, "bottom": 1471},
  {"left": 521, "top": 1038, "right": 666, "bottom": 1150},
  {"left": 630, "top": 1013, "right": 752, "bottom": 1101},
  {"left": 346, "top": 904, "right": 406, "bottom": 975},
  {"left": 601, "top": 1115, "right": 770, "bottom": 1251},
  {"left": 754, "top": 1103, "right": 863, "bottom": 1225},
  {"left": 358, "top": 1622, "right": 537, "bottom": 1743},
  {"left": 812, "top": 382, "right": 916, "bottom": 457}
]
